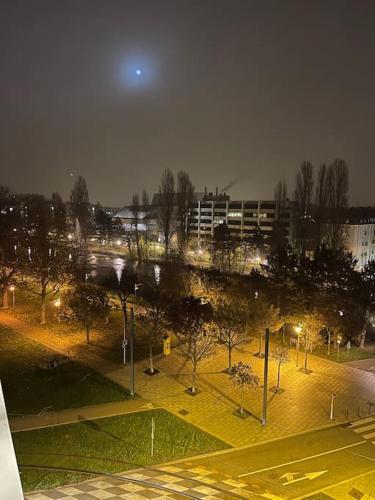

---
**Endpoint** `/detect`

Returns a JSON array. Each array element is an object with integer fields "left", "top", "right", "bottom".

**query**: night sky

[{"left": 1, "top": 0, "right": 374, "bottom": 206}]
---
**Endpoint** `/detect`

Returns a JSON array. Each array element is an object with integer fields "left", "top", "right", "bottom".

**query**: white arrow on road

[{"left": 280, "top": 470, "right": 327, "bottom": 485}]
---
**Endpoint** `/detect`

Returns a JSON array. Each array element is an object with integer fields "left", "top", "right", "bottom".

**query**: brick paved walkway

[
  {"left": 24, "top": 463, "right": 253, "bottom": 499},
  {"left": 1, "top": 312, "right": 375, "bottom": 448}
]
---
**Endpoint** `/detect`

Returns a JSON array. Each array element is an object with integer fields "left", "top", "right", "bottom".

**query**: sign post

[{"left": 163, "top": 335, "right": 171, "bottom": 356}]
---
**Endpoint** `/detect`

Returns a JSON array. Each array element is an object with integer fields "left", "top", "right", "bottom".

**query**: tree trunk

[
  {"left": 240, "top": 386, "right": 244, "bottom": 414},
  {"left": 149, "top": 342, "right": 154, "bottom": 374},
  {"left": 164, "top": 238, "right": 169, "bottom": 256},
  {"left": 360, "top": 329, "right": 366, "bottom": 349},
  {"left": 192, "top": 362, "right": 197, "bottom": 393},
  {"left": 228, "top": 347, "right": 232, "bottom": 371},
  {"left": 327, "top": 328, "right": 331, "bottom": 355},
  {"left": 277, "top": 362, "right": 281, "bottom": 390},
  {"left": 304, "top": 345, "right": 308, "bottom": 372},
  {"left": 86, "top": 325, "right": 90, "bottom": 343},
  {"left": 2, "top": 287, "right": 9, "bottom": 309},
  {"left": 40, "top": 295, "right": 46, "bottom": 325}
]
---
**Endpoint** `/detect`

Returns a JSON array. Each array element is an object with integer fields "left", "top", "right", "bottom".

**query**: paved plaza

[{"left": 2, "top": 312, "right": 374, "bottom": 447}]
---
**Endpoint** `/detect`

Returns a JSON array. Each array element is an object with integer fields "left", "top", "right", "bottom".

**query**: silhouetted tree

[
  {"left": 157, "top": 169, "right": 175, "bottom": 255},
  {"left": 70, "top": 176, "right": 90, "bottom": 242},
  {"left": 130, "top": 192, "right": 142, "bottom": 261},
  {"left": 169, "top": 296, "right": 215, "bottom": 394},
  {"left": 176, "top": 171, "right": 194, "bottom": 254},
  {"left": 214, "top": 298, "right": 248, "bottom": 370},
  {"left": 229, "top": 361, "right": 259, "bottom": 415},
  {"left": 68, "top": 283, "right": 109, "bottom": 343}
]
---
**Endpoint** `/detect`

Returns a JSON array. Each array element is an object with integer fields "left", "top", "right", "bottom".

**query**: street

[
  {"left": 24, "top": 419, "right": 375, "bottom": 500},
  {"left": 162, "top": 419, "right": 375, "bottom": 499}
]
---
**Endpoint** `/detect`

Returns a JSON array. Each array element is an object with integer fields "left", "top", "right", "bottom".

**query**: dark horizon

[{"left": 1, "top": 0, "right": 375, "bottom": 206}]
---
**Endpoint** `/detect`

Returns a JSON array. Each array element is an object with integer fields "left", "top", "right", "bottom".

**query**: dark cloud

[{"left": 1, "top": 0, "right": 374, "bottom": 205}]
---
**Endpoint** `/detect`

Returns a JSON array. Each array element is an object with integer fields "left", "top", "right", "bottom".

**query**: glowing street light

[
  {"left": 9, "top": 285, "right": 15, "bottom": 308},
  {"left": 54, "top": 298, "right": 61, "bottom": 323}
]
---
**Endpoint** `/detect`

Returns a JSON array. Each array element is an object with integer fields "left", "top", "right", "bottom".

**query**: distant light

[
  {"left": 136, "top": 69, "right": 142, "bottom": 76},
  {"left": 116, "top": 239, "right": 122, "bottom": 246}
]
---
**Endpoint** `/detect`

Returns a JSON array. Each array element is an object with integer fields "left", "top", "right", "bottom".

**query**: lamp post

[
  {"left": 337, "top": 335, "right": 342, "bottom": 362},
  {"left": 54, "top": 298, "right": 61, "bottom": 323},
  {"left": 295, "top": 324, "right": 302, "bottom": 368},
  {"left": 262, "top": 328, "right": 270, "bottom": 426},
  {"left": 9, "top": 285, "right": 15, "bottom": 308},
  {"left": 330, "top": 393, "right": 336, "bottom": 420},
  {"left": 130, "top": 306, "right": 135, "bottom": 397}
]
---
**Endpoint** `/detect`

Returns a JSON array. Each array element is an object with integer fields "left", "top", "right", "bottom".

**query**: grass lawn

[
  {"left": 13, "top": 409, "right": 228, "bottom": 492},
  {"left": 6, "top": 289, "right": 163, "bottom": 365},
  {"left": 0, "top": 325, "right": 131, "bottom": 414},
  {"left": 313, "top": 344, "right": 375, "bottom": 363}
]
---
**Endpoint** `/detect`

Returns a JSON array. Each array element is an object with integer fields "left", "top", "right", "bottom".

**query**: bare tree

[
  {"left": 0, "top": 186, "right": 21, "bottom": 308},
  {"left": 247, "top": 295, "right": 281, "bottom": 356},
  {"left": 271, "top": 346, "right": 289, "bottom": 392},
  {"left": 158, "top": 169, "right": 175, "bottom": 255},
  {"left": 130, "top": 192, "right": 142, "bottom": 261},
  {"left": 274, "top": 180, "right": 288, "bottom": 218},
  {"left": 299, "top": 313, "right": 325, "bottom": 373},
  {"left": 142, "top": 190, "right": 150, "bottom": 260},
  {"left": 294, "top": 161, "right": 314, "bottom": 254},
  {"left": 294, "top": 162, "right": 314, "bottom": 217},
  {"left": 70, "top": 176, "right": 90, "bottom": 242},
  {"left": 176, "top": 171, "right": 195, "bottom": 254},
  {"left": 22, "top": 196, "right": 72, "bottom": 324},
  {"left": 169, "top": 296, "right": 215, "bottom": 394},
  {"left": 68, "top": 283, "right": 110, "bottom": 343},
  {"left": 214, "top": 299, "right": 248, "bottom": 371},
  {"left": 229, "top": 361, "right": 259, "bottom": 416},
  {"left": 325, "top": 159, "right": 349, "bottom": 249},
  {"left": 315, "top": 164, "right": 328, "bottom": 244}
]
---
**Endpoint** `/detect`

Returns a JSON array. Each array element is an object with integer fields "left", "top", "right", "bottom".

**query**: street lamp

[
  {"left": 9, "top": 285, "right": 15, "bottom": 308},
  {"left": 295, "top": 324, "right": 302, "bottom": 368},
  {"left": 54, "top": 298, "right": 61, "bottom": 323},
  {"left": 337, "top": 335, "right": 342, "bottom": 362}
]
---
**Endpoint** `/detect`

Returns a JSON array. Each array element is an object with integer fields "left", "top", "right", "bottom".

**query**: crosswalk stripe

[
  {"left": 349, "top": 417, "right": 375, "bottom": 428},
  {"left": 353, "top": 423, "right": 375, "bottom": 434},
  {"left": 363, "top": 431, "right": 375, "bottom": 440}
]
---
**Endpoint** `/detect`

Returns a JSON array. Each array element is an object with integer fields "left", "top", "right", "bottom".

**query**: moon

[{"left": 136, "top": 69, "right": 142, "bottom": 76}]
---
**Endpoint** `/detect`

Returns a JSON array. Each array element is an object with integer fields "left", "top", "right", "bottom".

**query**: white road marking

[
  {"left": 349, "top": 417, "right": 375, "bottom": 428},
  {"left": 363, "top": 431, "right": 375, "bottom": 440},
  {"left": 281, "top": 470, "right": 327, "bottom": 485},
  {"left": 238, "top": 441, "right": 366, "bottom": 478},
  {"left": 353, "top": 423, "right": 375, "bottom": 434}
]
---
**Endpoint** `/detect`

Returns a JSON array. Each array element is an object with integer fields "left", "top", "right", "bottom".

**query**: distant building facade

[
  {"left": 341, "top": 208, "right": 375, "bottom": 269},
  {"left": 190, "top": 189, "right": 292, "bottom": 246},
  {"left": 113, "top": 188, "right": 293, "bottom": 248}
]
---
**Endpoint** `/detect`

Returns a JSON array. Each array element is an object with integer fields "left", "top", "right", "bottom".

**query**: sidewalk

[
  {"left": 1, "top": 311, "right": 375, "bottom": 448},
  {"left": 9, "top": 399, "right": 158, "bottom": 432}
]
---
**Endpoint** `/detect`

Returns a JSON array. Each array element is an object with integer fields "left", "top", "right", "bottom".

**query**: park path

[
  {"left": 1, "top": 311, "right": 375, "bottom": 447},
  {"left": 9, "top": 399, "right": 158, "bottom": 432}
]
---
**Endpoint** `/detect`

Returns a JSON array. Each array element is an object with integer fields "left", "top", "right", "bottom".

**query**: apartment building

[
  {"left": 341, "top": 207, "right": 375, "bottom": 269},
  {"left": 189, "top": 189, "right": 292, "bottom": 246}
]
